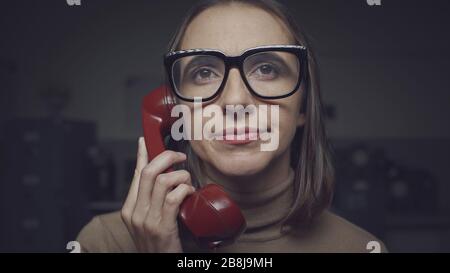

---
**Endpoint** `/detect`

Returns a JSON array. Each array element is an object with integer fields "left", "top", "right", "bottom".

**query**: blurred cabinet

[
  {"left": 0, "top": 118, "right": 96, "bottom": 252},
  {"left": 331, "top": 138, "right": 450, "bottom": 252}
]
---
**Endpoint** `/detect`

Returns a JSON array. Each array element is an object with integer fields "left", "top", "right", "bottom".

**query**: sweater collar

[{"left": 218, "top": 167, "right": 295, "bottom": 242}]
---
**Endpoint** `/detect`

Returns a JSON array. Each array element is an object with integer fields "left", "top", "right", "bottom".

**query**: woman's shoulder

[
  {"left": 76, "top": 211, "right": 136, "bottom": 252},
  {"left": 75, "top": 209, "right": 388, "bottom": 253},
  {"left": 303, "top": 209, "right": 388, "bottom": 253}
]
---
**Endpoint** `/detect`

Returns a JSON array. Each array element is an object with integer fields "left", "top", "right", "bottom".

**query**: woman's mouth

[{"left": 219, "top": 127, "right": 259, "bottom": 145}]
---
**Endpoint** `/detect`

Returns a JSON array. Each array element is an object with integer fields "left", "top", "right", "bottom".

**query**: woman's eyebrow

[
  {"left": 183, "top": 56, "right": 221, "bottom": 72},
  {"left": 246, "top": 52, "right": 293, "bottom": 70},
  {"left": 247, "top": 52, "right": 285, "bottom": 63}
]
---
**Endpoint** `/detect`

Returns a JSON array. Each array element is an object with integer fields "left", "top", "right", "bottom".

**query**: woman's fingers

[
  {"left": 122, "top": 137, "right": 148, "bottom": 230},
  {"left": 133, "top": 151, "right": 187, "bottom": 223},
  {"left": 119, "top": 137, "right": 190, "bottom": 253},
  {"left": 136, "top": 137, "right": 149, "bottom": 180},
  {"left": 147, "top": 170, "right": 192, "bottom": 220},
  {"left": 123, "top": 138, "right": 148, "bottom": 210},
  {"left": 160, "top": 183, "right": 196, "bottom": 231}
]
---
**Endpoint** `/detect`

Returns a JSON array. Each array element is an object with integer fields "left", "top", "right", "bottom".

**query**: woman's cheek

[
  {"left": 274, "top": 122, "right": 292, "bottom": 155},
  {"left": 276, "top": 109, "right": 300, "bottom": 152}
]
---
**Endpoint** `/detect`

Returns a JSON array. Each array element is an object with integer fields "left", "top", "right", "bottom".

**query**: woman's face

[{"left": 178, "top": 4, "right": 305, "bottom": 177}]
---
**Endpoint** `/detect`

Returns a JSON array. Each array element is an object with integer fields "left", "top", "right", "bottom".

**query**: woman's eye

[
  {"left": 251, "top": 64, "right": 278, "bottom": 80},
  {"left": 259, "top": 65, "right": 274, "bottom": 74},
  {"left": 198, "top": 69, "right": 213, "bottom": 78},
  {"left": 192, "top": 68, "right": 220, "bottom": 83}
]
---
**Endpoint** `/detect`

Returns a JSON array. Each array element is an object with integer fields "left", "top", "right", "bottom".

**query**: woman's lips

[{"left": 219, "top": 127, "right": 259, "bottom": 145}]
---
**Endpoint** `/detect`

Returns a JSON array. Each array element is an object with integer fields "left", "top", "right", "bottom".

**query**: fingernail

[{"left": 177, "top": 152, "right": 186, "bottom": 158}]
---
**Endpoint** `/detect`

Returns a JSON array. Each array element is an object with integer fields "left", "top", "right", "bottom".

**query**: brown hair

[{"left": 166, "top": 0, "right": 334, "bottom": 228}]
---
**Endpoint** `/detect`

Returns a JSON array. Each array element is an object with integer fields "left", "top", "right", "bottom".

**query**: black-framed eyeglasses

[{"left": 164, "top": 45, "right": 308, "bottom": 102}]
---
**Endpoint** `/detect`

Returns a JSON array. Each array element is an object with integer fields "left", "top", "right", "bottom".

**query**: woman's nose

[{"left": 216, "top": 68, "right": 255, "bottom": 107}]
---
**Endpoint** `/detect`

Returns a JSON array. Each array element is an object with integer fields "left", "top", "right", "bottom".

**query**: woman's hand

[{"left": 121, "top": 137, "right": 195, "bottom": 252}]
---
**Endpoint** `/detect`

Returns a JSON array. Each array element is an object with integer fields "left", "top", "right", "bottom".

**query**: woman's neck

[{"left": 195, "top": 148, "right": 295, "bottom": 242}]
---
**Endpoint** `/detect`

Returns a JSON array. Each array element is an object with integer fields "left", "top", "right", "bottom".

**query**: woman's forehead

[{"left": 179, "top": 4, "right": 294, "bottom": 56}]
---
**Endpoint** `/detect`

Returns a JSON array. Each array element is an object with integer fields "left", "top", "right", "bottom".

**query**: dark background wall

[{"left": 1, "top": 0, "right": 449, "bottom": 252}]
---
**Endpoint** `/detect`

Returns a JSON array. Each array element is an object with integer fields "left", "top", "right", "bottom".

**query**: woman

[{"left": 77, "top": 0, "right": 387, "bottom": 253}]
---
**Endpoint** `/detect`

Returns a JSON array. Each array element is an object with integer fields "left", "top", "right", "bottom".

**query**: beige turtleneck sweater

[{"left": 76, "top": 168, "right": 388, "bottom": 253}]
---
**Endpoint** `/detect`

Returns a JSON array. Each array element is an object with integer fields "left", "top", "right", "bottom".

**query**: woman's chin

[{"left": 211, "top": 151, "right": 271, "bottom": 177}]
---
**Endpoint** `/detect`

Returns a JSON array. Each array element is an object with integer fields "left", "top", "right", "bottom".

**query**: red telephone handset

[{"left": 142, "top": 85, "right": 246, "bottom": 249}]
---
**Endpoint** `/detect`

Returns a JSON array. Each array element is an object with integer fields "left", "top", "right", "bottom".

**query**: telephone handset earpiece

[{"left": 142, "top": 85, "right": 246, "bottom": 249}]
